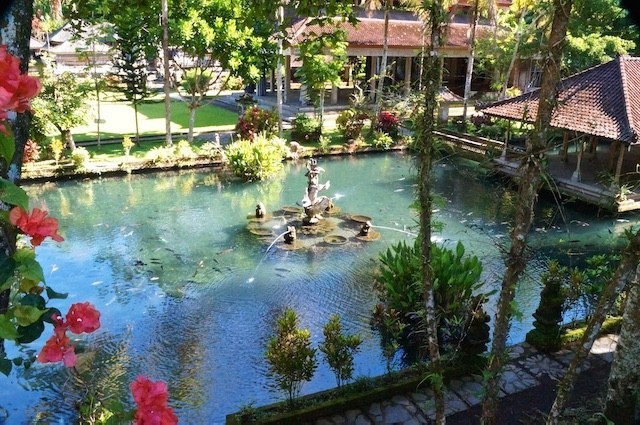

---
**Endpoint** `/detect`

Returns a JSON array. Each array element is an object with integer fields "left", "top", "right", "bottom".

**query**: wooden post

[
  {"left": 588, "top": 135, "right": 598, "bottom": 157},
  {"left": 571, "top": 138, "right": 584, "bottom": 182},
  {"left": 369, "top": 57, "right": 378, "bottom": 101},
  {"left": 404, "top": 57, "right": 412, "bottom": 96},
  {"left": 284, "top": 56, "right": 291, "bottom": 103},
  {"left": 561, "top": 131, "right": 569, "bottom": 162},
  {"left": 501, "top": 120, "right": 511, "bottom": 159},
  {"left": 614, "top": 142, "right": 626, "bottom": 186}
]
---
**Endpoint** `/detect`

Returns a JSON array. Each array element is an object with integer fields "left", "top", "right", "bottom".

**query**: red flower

[
  {"left": 0, "top": 45, "right": 40, "bottom": 131},
  {"left": 130, "top": 376, "right": 178, "bottom": 425},
  {"left": 9, "top": 206, "right": 64, "bottom": 247},
  {"left": 37, "top": 326, "right": 77, "bottom": 367},
  {"left": 66, "top": 302, "right": 101, "bottom": 334}
]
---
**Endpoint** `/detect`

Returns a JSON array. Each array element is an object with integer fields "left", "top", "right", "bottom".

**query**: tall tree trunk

[
  {"left": 462, "top": 0, "right": 480, "bottom": 121},
  {"left": 188, "top": 106, "right": 196, "bottom": 143},
  {"left": 547, "top": 230, "right": 640, "bottom": 424},
  {"left": 480, "top": 1, "right": 572, "bottom": 423},
  {"left": 62, "top": 129, "right": 76, "bottom": 151},
  {"left": 604, "top": 263, "right": 640, "bottom": 424},
  {"left": 161, "top": 0, "right": 172, "bottom": 147},
  {"left": 276, "top": 5, "right": 284, "bottom": 137},
  {"left": 133, "top": 102, "right": 141, "bottom": 143},
  {"left": 375, "top": 1, "right": 390, "bottom": 114},
  {"left": 0, "top": 0, "right": 34, "bottom": 358},
  {"left": 51, "top": 0, "right": 63, "bottom": 21},
  {"left": 418, "top": 1, "right": 446, "bottom": 423}
]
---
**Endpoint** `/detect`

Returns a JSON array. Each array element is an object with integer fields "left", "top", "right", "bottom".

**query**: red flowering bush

[
  {"left": 23, "top": 139, "right": 40, "bottom": 163},
  {"left": 235, "top": 106, "right": 278, "bottom": 141},
  {"left": 374, "top": 111, "right": 400, "bottom": 137},
  {"left": 0, "top": 45, "right": 178, "bottom": 422},
  {"left": 37, "top": 303, "right": 100, "bottom": 367},
  {"left": 9, "top": 206, "right": 64, "bottom": 246},
  {"left": 130, "top": 376, "right": 178, "bottom": 424}
]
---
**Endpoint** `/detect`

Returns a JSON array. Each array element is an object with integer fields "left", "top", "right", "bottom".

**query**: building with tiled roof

[
  {"left": 480, "top": 56, "right": 640, "bottom": 145},
  {"left": 480, "top": 56, "right": 640, "bottom": 211}
]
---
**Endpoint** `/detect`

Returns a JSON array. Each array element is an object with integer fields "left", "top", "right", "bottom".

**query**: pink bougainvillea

[
  {"left": 0, "top": 45, "right": 40, "bottom": 130},
  {"left": 37, "top": 303, "right": 101, "bottom": 368},
  {"left": 130, "top": 375, "right": 178, "bottom": 425},
  {"left": 9, "top": 206, "right": 64, "bottom": 247},
  {"left": 66, "top": 302, "right": 101, "bottom": 334}
]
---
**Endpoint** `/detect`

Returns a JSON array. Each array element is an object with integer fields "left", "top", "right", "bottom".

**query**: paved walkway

[{"left": 305, "top": 335, "right": 618, "bottom": 425}]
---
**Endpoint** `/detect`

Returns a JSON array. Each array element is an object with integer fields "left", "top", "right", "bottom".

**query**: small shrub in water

[
  {"left": 265, "top": 307, "right": 317, "bottom": 405},
  {"left": 318, "top": 135, "right": 331, "bottom": 154},
  {"left": 145, "top": 146, "right": 175, "bottom": 164},
  {"left": 175, "top": 140, "right": 197, "bottom": 161},
  {"left": 320, "top": 314, "right": 362, "bottom": 387},
  {"left": 198, "top": 141, "right": 225, "bottom": 160}
]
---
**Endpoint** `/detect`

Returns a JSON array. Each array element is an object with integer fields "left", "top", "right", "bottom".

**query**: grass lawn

[{"left": 71, "top": 94, "right": 239, "bottom": 142}]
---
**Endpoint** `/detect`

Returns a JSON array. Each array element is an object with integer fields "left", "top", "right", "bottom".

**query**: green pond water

[{"left": 0, "top": 152, "right": 635, "bottom": 423}]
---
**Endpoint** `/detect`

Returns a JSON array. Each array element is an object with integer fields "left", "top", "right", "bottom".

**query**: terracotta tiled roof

[
  {"left": 480, "top": 56, "right": 640, "bottom": 144},
  {"left": 289, "top": 17, "right": 488, "bottom": 50}
]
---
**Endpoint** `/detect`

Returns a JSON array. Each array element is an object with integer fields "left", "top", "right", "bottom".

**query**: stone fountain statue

[{"left": 301, "top": 158, "right": 332, "bottom": 224}]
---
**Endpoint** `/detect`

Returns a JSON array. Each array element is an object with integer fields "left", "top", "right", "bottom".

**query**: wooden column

[
  {"left": 572, "top": 138, "right": 585, "bottom": 182},
  {"left": 299, "top": 83, "right": 307, "bottom": 104},
  {"left": 284, "top": 56, "right": 291, "bottom": 103},
  {"left": 588, "top": 135, "right": 598, "bottom": 158},
  {"left": 404, "top": 57, "right": 412, "bottom": 96},
  {"left": 561, "top": 131, "right": 569, "bottom": 162},
  {"left": 501, "top": 120, "right": 511, "bottom": 159},
  {"left": 614, "top": 142, "right": 626, "bottom": 185},
  {"left": 369, "top": 57, "right": 378, "bottom": 101}
]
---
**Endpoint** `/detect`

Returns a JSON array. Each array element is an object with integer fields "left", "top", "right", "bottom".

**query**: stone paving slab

[
  {"left": 499, "top": 363, "right": 539, "bottom": 394},
  {"left": 311, "top": 336, "right": 619, "bottom": 425}
]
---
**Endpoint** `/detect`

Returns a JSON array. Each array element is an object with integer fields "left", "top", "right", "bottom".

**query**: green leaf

[
  {"left": 0, "top": 253, "right": 16, "bottom": 291},
  {"left": 0, "top": 314, "right": 18, "bottom": 340},
  {"left": 42, "top": 307, "right": 61, "bottom": 324},
  {"left": 0, "top": 357, "right": 12, "bottom": 376},
  {"left": 46, "top": 286, "right": 68, "bottom": 300},
  {"left": 14, "top": 250, "right": 44, "bottom": 284},
  {"left": 0, "top": 178, "right": 28, "bottom": 210},
  {"left": 13, "top": 305, "right": 44, "bottom": 327},
  {"left": 16, "top": 320, "right": 45, "bottom": 344},
  {"left": 0, "top": 129, "right": 15, "bottom": 165},
  {"left": 20, "top": 294, "right": 46, "bottom": 310}
]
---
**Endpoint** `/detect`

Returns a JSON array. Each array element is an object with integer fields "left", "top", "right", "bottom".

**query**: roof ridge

[{"left": 617, "top": 56, "right": 637, "bottom": 143}]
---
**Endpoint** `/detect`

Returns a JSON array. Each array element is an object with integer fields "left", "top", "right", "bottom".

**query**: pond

[{"left": 1, "top": 152, "right": 636, "bottom": 423}]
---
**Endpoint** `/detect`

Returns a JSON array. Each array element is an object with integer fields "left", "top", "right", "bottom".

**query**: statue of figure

[
  {"left": 301, "top": 158, "right": 332, "bottom": 224},
  {"left": 255, "top": 202, "right": 266, "bottom": 219},
  {"left": 359, "top": 221, "right": 372, "bottom": 237},
  {"left": 283, "top": 225, "right": 297, "bottom": 244}
]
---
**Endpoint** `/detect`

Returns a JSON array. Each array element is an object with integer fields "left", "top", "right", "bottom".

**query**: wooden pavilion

[{"left": 479, "top": 56, "right": 640, "bottom": 212}]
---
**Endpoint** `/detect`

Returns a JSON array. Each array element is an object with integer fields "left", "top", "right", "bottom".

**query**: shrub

[
  {"left": 225, "top": 134, "right": 287, "bottom": 181},
  {"left": 291, "top": 113, "right": 322, "bottom": 143},
  {"left": 198, "top": 141, "right": 225, "bottom": 160},
  {"left": 122, "top": 136, "right": 135, "bottom": 156},
  {"left": 372, "top": 132, "right": 394, "bottom": 150},
  {"left": 235, "top": 106, "right": 278, "bottom": 141},
  {"left": 317, "top": 135, "right": 331, "bottom": 154},
  {"left": 174, "top": 140, "right": 197, "bottom": 161},
  {"left": 50, "top": 138, "right": 65, "bottom": 165},
  {"left": 336, "top": 109, "right": 368, "bottom": 141},
  {"left": 265, "top": 308, "right": 317, "bottom": 405},
  {"left": 23, "top": 139, "right": 40, "bottom": 163},
  {"left": 320, "top": 314, "right": 362, "bottom": 387},
  {"left": 373, "top": 239, "right": 488, "bottom": 356},
  {"left": 375, "top": 110, "right": 400, "bottom": 137},
  {"left": 145, "top": 146, "right": 175, "bottom": 164},
  {"left": 71, "top": 147, "right": 90, "bottom": 170}
]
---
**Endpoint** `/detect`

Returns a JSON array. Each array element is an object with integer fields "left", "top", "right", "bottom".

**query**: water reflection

[{"left": 2, "top": 152, "right": 636, "bottom": 423}]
